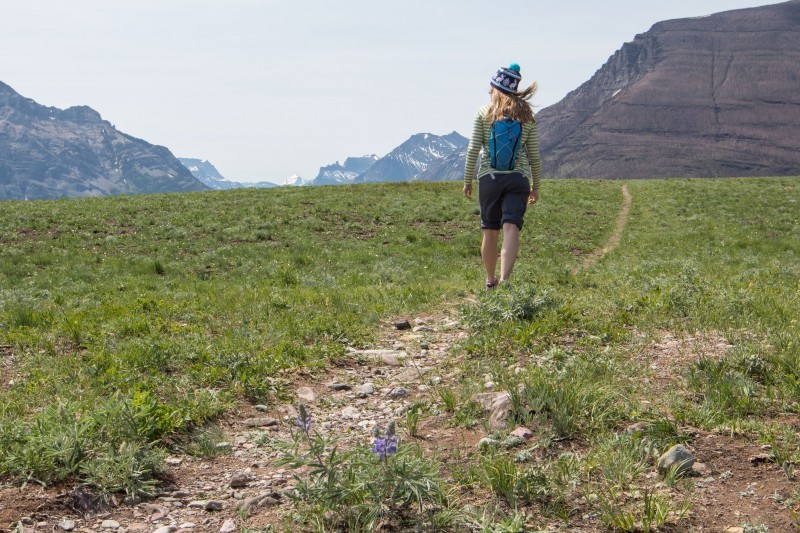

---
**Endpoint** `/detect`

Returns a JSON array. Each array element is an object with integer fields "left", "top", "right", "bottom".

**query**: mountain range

[
  {"left": 178, "top": 158, "right": 277, "bottom": 190},
  {"left": 0, "top": 81, "right": 206, "bottom": 200},
  {"left": 2, "top": 1, "right": 799, "bottom": 200}
]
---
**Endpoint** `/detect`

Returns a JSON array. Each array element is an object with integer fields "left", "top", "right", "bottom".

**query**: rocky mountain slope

[
  {"left": 307, "top": 155, "right": 379, "bottom": 186},
  {"left": 0, "top": 82, "right": 207, "bottom": 200},
  {"left": 179, "top": 158, "right": 277, "bottom": 190},
  {"left": 355, "top": 132, "right": 468, "bottom": 183},
  {"left": 537, "top": 0, "right": 800, "bottom": 179}
]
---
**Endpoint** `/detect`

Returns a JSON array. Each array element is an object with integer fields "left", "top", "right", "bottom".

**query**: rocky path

[{"left": 1, "top": 309, "right": 483, "bottom": 532}]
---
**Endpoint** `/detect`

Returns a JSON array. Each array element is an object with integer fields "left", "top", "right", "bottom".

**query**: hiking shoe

[{"left": 486, "top": 278, "right": 499, "bottom": 290}]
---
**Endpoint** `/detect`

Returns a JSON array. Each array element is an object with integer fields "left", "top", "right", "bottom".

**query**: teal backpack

[{"left": 489, "top": 117, "right": 522, "bottom": 171}]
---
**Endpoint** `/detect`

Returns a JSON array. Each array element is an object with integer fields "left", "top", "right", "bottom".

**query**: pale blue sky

[{"left": 1, "top": 1, "right": 770, "bottom": 183}]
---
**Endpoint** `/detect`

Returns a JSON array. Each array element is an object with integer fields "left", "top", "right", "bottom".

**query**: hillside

[
  {"left": 537, "top": 0, "right": 800, "bottom": 178},
  {"left": 0, "top": 82, "right": 207, "bottom": 200},
  {"left": 1, "top": 178, "right": 800, "bottom": 530}
]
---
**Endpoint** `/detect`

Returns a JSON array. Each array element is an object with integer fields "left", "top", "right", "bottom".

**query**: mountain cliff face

[
  {"left": 0, "top": 82, "right": 207, "bottom": 200},
  {"left": 356, "top": 132, "right": 468, "bottom": 183},
  {"left": 309, "top": 155, "right": 379, "bottom": 186},
  {"left": 537, "top": 0, "right": 800, "bottom": 178}
]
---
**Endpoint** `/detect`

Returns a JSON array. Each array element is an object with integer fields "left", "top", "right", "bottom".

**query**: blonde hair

[{"left": 485, "top": 83, "right": 537, "bottom": 124}]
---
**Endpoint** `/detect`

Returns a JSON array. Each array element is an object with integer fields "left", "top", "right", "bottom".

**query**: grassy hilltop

[{"left": 1, "top": 178, "right": 799, "bottom": 530}]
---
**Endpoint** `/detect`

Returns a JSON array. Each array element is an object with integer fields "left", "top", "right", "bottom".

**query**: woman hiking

[{"left": 463, "top": 63, "right": 542, "bottom": 289}]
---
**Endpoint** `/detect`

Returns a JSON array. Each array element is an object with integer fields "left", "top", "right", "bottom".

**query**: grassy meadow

[{"left": 1, "top": 177, "right": 799, "bottom": 530}]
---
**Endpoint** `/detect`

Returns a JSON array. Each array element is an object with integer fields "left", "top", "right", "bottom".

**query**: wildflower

[
  {"left": 296, "top": 404, "right": 311, "bottom": 433},
  {"left": 372, "top": 421, "right": 398, "bottom": 460}
]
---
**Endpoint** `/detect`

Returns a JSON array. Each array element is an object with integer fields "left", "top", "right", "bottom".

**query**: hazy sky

[{"left": 1, "top": 1, "right": 769, "bottom": 183}]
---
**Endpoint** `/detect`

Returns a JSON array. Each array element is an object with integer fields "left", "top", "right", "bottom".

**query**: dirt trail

[{"left": 573, "top": 184, "right": 632, "bottom": 274}]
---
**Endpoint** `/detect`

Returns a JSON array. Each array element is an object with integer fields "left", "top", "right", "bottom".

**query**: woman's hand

[
  {"left": 528, "top": 189, "right": 539, "bottom": 205},
  {"left": 463, "top": 183, "right": 472, "bottom": 199}
]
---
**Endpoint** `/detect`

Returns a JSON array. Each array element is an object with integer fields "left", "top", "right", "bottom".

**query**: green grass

[{"left": 2, "top": 177, "right": 800, "bottom": 527}]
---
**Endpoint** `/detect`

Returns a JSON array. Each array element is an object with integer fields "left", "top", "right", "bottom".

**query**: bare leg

[
  {"left": 481, "top": 229, "right": 500, "bottom": 283},
  {"left": 500, "top": 222, "right": 520, "bottom": 281}
]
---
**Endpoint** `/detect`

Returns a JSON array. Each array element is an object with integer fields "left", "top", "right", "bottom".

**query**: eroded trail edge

[{"left": 574, "top": 183, "right": 631, "bottom": 274}]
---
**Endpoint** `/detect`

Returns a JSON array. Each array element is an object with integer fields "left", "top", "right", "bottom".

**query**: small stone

[
  {"left": 241, "top": 417, "right": 279, "bottom": 427},
  {"left": 341, "top": 406, "right": 361, "bottom": 419},
  {"left": 356, "top": 383, "right": 375, "bottom": 396},
  {"left": 387, "top": 387, "right": 409, "bottom": 399},
  {"left": 381, "top": 354, "right": 402, "bottom": 366},
  {"left": 484, "top": 381, "right": 496, "bottom": 389},
  {"left": 215, "top": 442, "right": 232, "bottom": 451},
  {"left": 101, "top": 520, "right": 121, "bottom": 529},
  {"left": 394, "top": 320, "right": 412, "bottom": 330},
  {"left": 412, "top": 325, "right": 431, "bottom": 333},
  {"left": 219, "top": 519, "right": 237, "bottom": 533},
  {"left": 230, "top": 472, "right": 251, "bottom": 488},
  {"left": 165, "top": 456, "right": 183, "bottom": 466},
  {"left": 510, "top": 427, "right": 534, "bottom": 440},
  {"left": 657, "top": 444, "right": 695, "bottom": 476},
  {"left": 178, "top": 524, "right": 195, "bottom": 530},
  {"left": 296, "top": 387, "right": 317, "bottom": 402},
  {"left": 204, "top": 500, "right": 224, "bottom": 511},
  {"left": 725, "top": 528, "right": 745, "bottom": 533},
  {"left": 187, "top": 500, "right": 207, "bottom": 509},
  {"left": 419, "top": 342, "right": 430, "bottom": 350},
  {"left": 153, "top": 527, "right": 177, "bottom": 533},
  {"left": 327, "top": 382, "right": 352, "bottom": 391},
  {"left": 59, "top": 520, "right": 76, "bottom": 531},
  {"left": 254, "top": 404, "right": 269, "bottom": 412}
]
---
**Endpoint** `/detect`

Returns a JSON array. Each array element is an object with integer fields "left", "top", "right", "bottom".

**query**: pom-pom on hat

[{"left": 490, "top": 63, "right": 522, "bottom": 95}]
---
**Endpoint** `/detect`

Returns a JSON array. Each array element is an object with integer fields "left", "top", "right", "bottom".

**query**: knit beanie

[{"left": 490, "top": 63, "right": 521, "bottom": 95}]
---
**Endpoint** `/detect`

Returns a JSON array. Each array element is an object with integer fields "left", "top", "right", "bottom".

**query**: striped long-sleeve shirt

[{"left": 463, "top": 105, "right": 542, "bottom": 190}]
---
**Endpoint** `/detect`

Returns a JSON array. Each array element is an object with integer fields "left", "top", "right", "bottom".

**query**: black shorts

[{"left": 478, "top": 172, "right": 530, "bottom": 230}]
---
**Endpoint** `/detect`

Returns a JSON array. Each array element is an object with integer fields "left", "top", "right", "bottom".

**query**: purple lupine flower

[
  {"left": 296, "top": 404, "right": 311, "bottom": 433},
  {"left": 372, "top": 422, "right": 398, "bottom": 459}
]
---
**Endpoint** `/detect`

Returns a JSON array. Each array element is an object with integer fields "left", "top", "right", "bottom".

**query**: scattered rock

[
  {"left": 241, "top": 417, "right": 279, "bottom": 427},
  {"left": 381, "top": 353, "right": 402, "bottom": 366},
  {"left": 657, "top": 444, "right": 695, "bottom": 476},
  {"left": 387, "top": 387, "right": 409, "bottom": 399},
  {"left": 296, "top": 386, "right": 317, "bottom": 402},
  {"left": 59, "top": 520, "right": 76, "bottom": 531},
  {"left": 327, "top": 382, "right": 352, "bottom": 391},
  {"left": 749, "top": 453, "right": 771, "bottom": 464},
  {"left": 725, "top": 528, "right": 745, "bottom": 533},
  {"left": 471, "top": 392, "right": 514, "bottom": 429},
  {"left": 215, "top": 442, "right": 232, "bottom": 451},
  {"left": 204, "top": 500, "right": 224, "bottom": 511},
  {"left": 341, "top": 406, "right": 361, "bottom": 419},
  {"left": 219, "top": 519, "right": 237, "bottom": 533},
  {"left": 178, "top": 524, "right": 195, "bottom": 530},
  {"left": 238, "top": 492, "right": 282, "bottom": 514},
  {"left": 254, "top": 404, "right": 269, "bottom": 412},
  {"left": 230, "top": 472, "right": 251, "bottom": 488},
  {"left": 356, "top": 383, "right": 375, "bottom": 396},
  {"left": 101, "top": 520, "right": 120, "bottom": 529},
  {"left": 394, "top": 320, "right": 412, "bottom": 330},
  {"left": 164, "top": 456, "right": 183, "bottom": 466},
  {"left": 153, "top": 526, "right": 177, "bottom": 533},
  {"left": 510, "top": 427, "right": 534, "bottom": 440}
]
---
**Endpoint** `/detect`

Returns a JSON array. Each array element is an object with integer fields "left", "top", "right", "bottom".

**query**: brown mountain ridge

[{"left": 537, "top": 0, "right": 800, "bottom": 179}]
